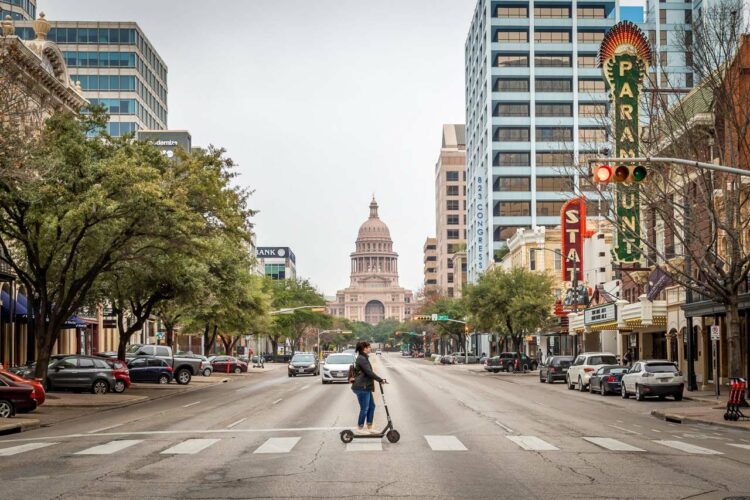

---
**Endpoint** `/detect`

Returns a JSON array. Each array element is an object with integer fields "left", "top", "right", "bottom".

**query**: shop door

[
  {"left": 706, "top": 330, "right": 714, "bottom": 382},
  {"left": 652, "top": 332, "right": 667, "bottom": 359}
]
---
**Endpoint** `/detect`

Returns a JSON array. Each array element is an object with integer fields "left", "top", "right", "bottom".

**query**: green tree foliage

[
  {"left": 267, "top": 278, "right": 329, "bottom": 355},
  {"left": 420, "top": 297, "right": 468, "bottom": 349},
  {"left": 463, "top": 267, "right": 555, "bottom": 353}
]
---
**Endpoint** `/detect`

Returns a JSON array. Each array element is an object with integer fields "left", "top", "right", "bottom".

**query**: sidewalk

[
  {"left": 43, "top": 392, "right": 149, "bottom": 408},
  {"left": 651, "top": 404, "right": 750, "bottom": 432}
]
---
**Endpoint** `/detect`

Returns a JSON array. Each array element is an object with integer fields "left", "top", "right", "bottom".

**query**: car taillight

[
  {"left": 29, "top": 389, "right": 36, "bottom": 401},
  {"left": 583, "top": 368, "right": 594, "bottom": 373},
  {"left": 166, "top": 366, "right": 173, "bottom": 372},
  {"left": 607, "top": 376, "right": 617, "bottom": 382},
  {"left": 549, "top": 367, "right": 556, "bottom": 373}
]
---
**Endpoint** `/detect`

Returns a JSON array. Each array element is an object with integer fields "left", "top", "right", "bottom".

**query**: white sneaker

[
  {"left": 355, "top": 426, "right": 368, "bottom": 435},
  {"left": 367, "top": 427, "right": 379, "bottom": 434}
]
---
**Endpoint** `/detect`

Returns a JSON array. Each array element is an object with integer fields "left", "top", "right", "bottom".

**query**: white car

[
  {"left": 566, "top": 352, "right": 619, "bottom": 391},
  {"left": 621, "top": 360, "right": 684, "bottom": 401},
  {"left": 376, "top": 349, "right": 382, "bottom": 355},
  {"left": 321, "top": 353, "right": 356, "bottom": 384}
]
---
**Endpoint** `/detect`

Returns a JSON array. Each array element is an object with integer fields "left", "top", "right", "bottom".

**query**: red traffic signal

[{"left": 593, "top": 164, "right": 612, "bottom": 183}]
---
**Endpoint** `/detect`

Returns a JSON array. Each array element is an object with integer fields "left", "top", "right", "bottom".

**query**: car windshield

[
  {"left": 608, "top": 368, "right": 628, "bottom": 375},
  {"left": 126, "top": 345, "right": 142, "bottom": 354},
  {"left": 645, "top": 363, "right": 679, "bottom": 373},
  {"left": 326, "top": 355, "right": 354, "bottom": 365},
  {"left": 555, "top": 359, "right": 572, "bottom": 368},
  {"left": 292, "top": 355, "right": 314, "bottom": 363},
  {"left": 589, "top": 355, "right": 618, "bottom": 365}
]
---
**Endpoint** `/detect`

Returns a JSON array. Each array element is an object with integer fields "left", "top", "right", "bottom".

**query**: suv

[
  {"left": 621, "top": 360, "right": 684, "bottom": 401},
  {"left": 288, "top": 353, "right": 319, "bottom": 377},
  {"left": 566, "top": 352, "right": 618, "bottom": 391},
  {"left": 495, "top": 352, "right": 538, "bottom": 372},
  {"left": 539, "top": 356, "right": 574, "bottom": 383},
  {"left": 46, "top": 355, "right": 117, "bottom": 394}
]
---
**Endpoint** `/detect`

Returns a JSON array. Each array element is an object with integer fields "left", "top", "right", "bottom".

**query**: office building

[
  {"left": 423, "top": 237, "right": 438, "bottom": 297},
  {"left": 435, "top": 124, "right": 467, "bottom": 297},
  {"left": 257, "top": 247, "right": 297, "bottom": 281},
  {"left": 13, "top": 9, "right": 167, "bottom": 137}
]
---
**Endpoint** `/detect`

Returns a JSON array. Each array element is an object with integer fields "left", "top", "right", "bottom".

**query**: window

[
  {"left": 57, "top": 357, "right": 78, "bottom": 369},
  {"left": 72, "top": 75, "right": 136, "bottom": 91},
  {"left": 63, "top": 51, "right": 136, "bottom": 68},
  {"left": 495, "top": 103, "right": 530, "bottom": 117},
  {"left": 447, "top": 273, "right": 455, "bottom": 283},
  {"left": 497, "top": 5, "right": 528, "bottom": 17},
  {"left": 577, "top": 31, "right": 605, "bottom": 43},
  {"left": 535, "top": 79, "right": 572, "bottom": 92},
  {"left": 495, "top": 226, "right": 527, "bottom": 240},
  {"left": 536, "top": 127, "right": 572, "bottom": 141},
  {"left": 447, "top": 185, "right": 459, "bottom": 196},
  {"left": 494, "top": 177, "right": 531, "bottom": 192},
  {"left": 685, "top": 72, "right": 693, "bottom": 87},
  {"left": 78, "top": 358, "right": 95, "bottom": 368},
  {"left": 535, "top": 103, "right": 572, "bottom": 117},
  {"left": 496, "top": 201, "right": 531, "bottom": 216},
  {"left": 447, "top": 200, "right": 459, "bottom": 210},
  {"left": 536, "top": 201, "right": 565, "bottom": 216},
  {"left": 685, "top": 10, "right": 692, "bottom": 24},
  {"left": 447, "top": 215, "right": 460, "bottom": 225},
  {"left": 685, "top": 32, "right": 692, "bottom": 47},
  {"left": 497, "top": 30, "right": 528, "bottom": 42},
  {"left": 579, "top": 103, "right": 607, "bottom": 117},
  {"left": 554, "top": 250, "right": 562, "bottom": 271},
  {"left": 579, "top": 128, "right": 607, "bottom": 142},
  {"left": 495, "top": 152, "right": 530, "bottom": 166},
  {"left": 660, "top": 51, "right": 667, "bottom": 66},
  {"left": 496, "top": 79, "right": 529, "bottom": 92},
  {"left": 660, "top": 9, "right": 666, "bottom": 23},
  {"left": 529, "top": 248, "right": 536, "bottom": 270},
  {"left": 534, "top": 30, "right": 570, "bottom": 43},
  {"left": 577, "top": 54, "right": 598, "bottom": 68},
  {"left": 495, "top": 127, "right": 530, "bottom": 142},
  {"left": 447, "top": 230, "right": 460, "bottom": 240},
  {"left": 496, "top": 54, "right": 529, "bottom": 67},
  {"left": 536, "top": 152, "right": 573, "bottom": 166},
  {"left": 446, "top": 171, "right": 459, "bottom": 182},
  {"left": 535, "top": 54, "right": 571, "bottom": 67},
  {"left": 660, "top": 30, "right": 667, "bottom": 46},
  {"left": 536, "top": 176, "right": 574, "bottom": 191},
  {"left": 534, "top": 6, "right": 570, "bottom": 18},
  {"left": 264, "top": 264, "right": 286, "bottom": 280},
  {"left": 577, "top": 6, "right": 605, "bottom": 18},
  {"left": 88, "top": 99, "right": 136, "bottom": 115},
  {"left": 578, "top": 79, "right": 605, "bottom": 92},
  {"left": 447, "top": 258, "right": 454, "bottom": 269},
  {"left": 129, "top": 358, "right": 147, "bottom": 368},
  {"left": 648, "top": 30, "right": 656, "bottom": 45},
  {"left": 156, "top": 347, "right": 170, "bottom": 357},
  {"left": 685, "top": 51, "right": 693, "bottom": 67}
]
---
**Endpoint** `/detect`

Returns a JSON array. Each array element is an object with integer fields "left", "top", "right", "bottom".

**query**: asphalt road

[{"left": 1, "top": 353, "right": 750, "bottom": 499}]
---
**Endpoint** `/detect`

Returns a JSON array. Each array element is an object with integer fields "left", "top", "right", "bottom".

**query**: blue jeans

[{"left": 353, "top": 389, "right": 376, "bottom": 427}]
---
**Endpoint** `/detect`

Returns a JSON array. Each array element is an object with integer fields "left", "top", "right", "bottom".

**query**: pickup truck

[
  {"left": 451, "top": 352, "right": 479, "bottom": 364},
  {"left": 125, "top": 344, "right": 205, "bottom": 384}
]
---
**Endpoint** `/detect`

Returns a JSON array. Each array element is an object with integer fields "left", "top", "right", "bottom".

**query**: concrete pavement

[{"left": 0, "top": 353, "right": 749, "bottom": 498}]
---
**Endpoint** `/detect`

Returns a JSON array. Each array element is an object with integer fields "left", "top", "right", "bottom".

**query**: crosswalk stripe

[
  {"left": 346, "top": 441, "right": 382, "bottom": 451},
  {"left": 0, "top": 442, "right": 57, "bottom": 456},
  {"left": 75, "top": 439, "right": 143, "bottom": 455},
  {"left": 728, "top": 444, "right": 750, "bottom": 451},
  {"left": 253, "top": 437, "right": 301, "bottom": 454},
  {"left": 655, "top": 440, "right": 723, "bottom": 455},
  {"left": 583, "top": 437, "right": 644, "bottom": 452},
  {"left": 161, "top": 439, "right": 220, "bottom": 455},
  {"left": 424, "top": 435, "right": 467, "bottom": 451},
  {"left": 506, "top": 436, "right": 559, "bottom": 451}
]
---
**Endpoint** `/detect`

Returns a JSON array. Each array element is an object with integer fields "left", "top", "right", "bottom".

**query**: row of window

[
  {"left": 46, "top": 28, "right": 136, "bottom": 45},
  {"left": 106, "top": 121, "right": 138, "bottom": 136},
  {"left": 446, "top": 200, "right": 467, "bottom": 211},
  {"left": 497, "top": 30, "right": 605, "bottom": 44},
  {"left": 6, "top": 0, "right": 35, "bottom": 17},
  {"left": 495, "top": 200, "right": 611, "bottom": 217},
  {"left": 72, "top": 74, "right": 136, "bottom": 91},
  {"left": 445, "top": 170, "right": 466, "bottom": 181},
  {"left": 495, "top": 102, "right": 605, "bottom": 117},
  {"left": 2, "top": 9, "right": 26, "bottom": 21},
  {"left": 493, "top": 176, "right": 575, "bottom": 192},
  {"left": 495, "top": 78, "right": 606, "bottom": 93},
  {"left": 494, "top": 127, "right": 607, "bottom": 142},
  {"left": 63, "top": 51, "right": 136, "bottom": 68},
  {"left": 88, "top": 98, "right": 135, "bottom": 115},
  {"left": 136, "top": 53, "right": 167, "bottom": 104},
  {"left": 495, "top": 53, "right": 599, "bottom": 69},
  {"left": 496, "top": 5, "right": 606, "bottom": 19},
  {"left": 495, "top": 151, "right": 599, "bottom": 167}
]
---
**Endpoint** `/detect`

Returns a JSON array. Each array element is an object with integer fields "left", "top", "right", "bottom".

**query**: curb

[
  {"left": 650, "top": 409, "right": 750, "bottom": 432},
  {"left": 0, "top": 418, "right": 40, "bottom": 436}
]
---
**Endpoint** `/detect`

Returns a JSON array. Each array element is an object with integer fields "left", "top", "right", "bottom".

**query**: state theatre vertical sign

[{"left": 598, "top": 22, "right": 652, "bottom": 262}]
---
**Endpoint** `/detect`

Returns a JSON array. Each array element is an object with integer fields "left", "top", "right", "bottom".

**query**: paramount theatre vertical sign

[{"left": 598, "top": 22, "right": 652, "bottom": 262}]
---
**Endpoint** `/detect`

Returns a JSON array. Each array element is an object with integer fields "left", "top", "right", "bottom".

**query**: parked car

[
  {"left": 102, "top": 359, "right": 131, "bottom": 393},
  {"left": 401, "top": 350, "right": 411, "bottom": 357},
  {"left": 566, "top": 352, "right": 619, "bottom": 391},
  {"left": 440, "top": 354, "right": 456, "bottom": 365},
  {"left": 46, "top": 355, "right": 116, "bottom": 394},
  {"left": 288, "top": 353, "right": 319, "bottom": 377},
  {"left": 0, "top": 375, "right": 37, "bottom": 417},
  {"left": 621, "top": 360, "right": 684, "bottom": 401},
  {"left": 211, "top": 356, "right": 248, "bottom": 374},
  {"left": 127, "top": 357, "right": 174, "bottom": 384},
  {"left": 539, "top": 356, "right": 574, "bottom": 384},
  {"left": 451, "top": 352, "right": 479, "bottom": 364},
  {"left": 321, "top": 353, "right": 355, "bottom": 384},
  {"left": 126, "top": 344, "right": 206, "bottom": 385},
  {"left": 375, "top": 349, "right": 382, "bottom": 355},
  {"left": 490, "top": 352, "right": 538, "bottom": 372},
  {"left": 0, "top": 369, "right": 45, "bottom": 407},
  {"left": 587, "top": 365, "right": 628, "bottom": 395}
]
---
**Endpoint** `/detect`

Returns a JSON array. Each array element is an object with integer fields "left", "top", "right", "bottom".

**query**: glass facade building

[{"left": 0, "top": 0, "right": 35, "bottom": 21}]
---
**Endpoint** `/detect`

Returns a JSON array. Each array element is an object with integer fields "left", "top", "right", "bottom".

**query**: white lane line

[
  {"left": 655, "top": 440, "right": 723, "bottom": 455},
  {"left": 254, "top": 437, "right": 301, "bottom": 454},
  {"left": 0, "top": 442, "right": 57, "bottom": 456},
  {"left": 347, "top": 441, "right": 382, "bottom": 451},
  {"left": 87, "top": 423, "right": 123, "bottom": 434},
  {"left": 608, "top": 424, "right": 642, "bottom": 435},
  {"left": 494, "top": 421, "right": 513, "bottom": 433},
  {"left": 301, "top": 385, "right": 310, "bottom": 391},
  {"left": 728, "top": 444, "right": 750, "bottom": 450},
  {"left": 161, "top": 438, "right": 220, "bottom": 455},
  {"left": 425, "top": 435, "right": 467, "bottom": 451},
  {"left": 632, "top": 424, "right": 642, "bottom": 428},
  {"left": 506, "top": 436, "right": 559, "bottom": 451},
  {"left": 226, "top": 418, "right": 247, "bottom": 429},
  {"left": 583, "top": 437, "right": 644, "bottom": 452},
  {"left": 740, "top": 438, "right": 750, "bottom": 443},
  {"left": 650, "top": 429, "right": 662, "bottom": 433},
  {"left": 272, "top": 398, "right": 283, "bottom": 405},
  {"left": 75, "top": 439, "right": 143, "bottom": 455},
  {"left": 183, "top": 401, "right": 201, "bottom": 408}
]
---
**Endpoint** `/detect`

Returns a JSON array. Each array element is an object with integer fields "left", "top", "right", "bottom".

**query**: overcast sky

[{"left": 41, "top": 0, "right": 477, "bottom": 296}]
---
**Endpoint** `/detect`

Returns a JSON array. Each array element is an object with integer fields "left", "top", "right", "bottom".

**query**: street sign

[
  {"left": 431, "top": 314, "right": 438, "bottom": 321},
  {"left": 155, "top": 331, "right": 164, "bottom": 340},
  {"left": 437, "top": 315, "right": 449, "bottom": 321},
  {"left": 710, "top": 325, "right": 720, "bottom": 341}
]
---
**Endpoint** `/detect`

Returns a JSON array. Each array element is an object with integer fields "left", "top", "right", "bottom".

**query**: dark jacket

[{"left": 351, "top": 353, "right": 383, "bottom": 391}]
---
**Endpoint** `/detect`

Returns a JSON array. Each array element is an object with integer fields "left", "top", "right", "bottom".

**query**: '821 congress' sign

[{"left": 598, "top": 22, "right": 652, "bottom": 263}]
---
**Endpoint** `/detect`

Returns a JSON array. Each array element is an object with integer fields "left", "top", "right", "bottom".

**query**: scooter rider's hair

[{"left": 355, "top": 341, "right": 370, "bottom": 354}]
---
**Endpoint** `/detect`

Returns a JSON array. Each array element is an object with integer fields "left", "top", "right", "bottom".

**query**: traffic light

[
  {"left": 593, "top": 164, "right": 647, "bottom": 184},
  {"left": 593, "top": 164, "right": 612, "bottom": 184},
  {"left": 413, "top": 315, "right": 431, "bottom": 321},
  {"left": 309, "top": 307, "right": 326, "bottom": 313}
]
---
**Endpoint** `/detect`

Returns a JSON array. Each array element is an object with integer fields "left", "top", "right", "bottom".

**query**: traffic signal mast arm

[{"left": 589, "top": 157, "right": 750, "bottom": 178}]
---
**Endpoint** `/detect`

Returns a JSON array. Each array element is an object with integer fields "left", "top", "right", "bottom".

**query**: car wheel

[
  {"left": 567, "top": 375, "right": 575, "bottom": 390},
  {"left": 578, "top": 377, "right": 586, "bottom": 392},
  {"left": 176, "top": 369, "right": 191, "bottom": 385},
  {"left": 674, "top": 393, "right": 683, "bottom": 401},
  {"left": 202, "top": 368, "right": 212, "bottom": 377},
  {"left": 288, "top": 373, "right": 292, "bottom": 378},
  {"left": 635, "top": 384, "right": 644, "bottom": 401},
  {"left": 114, "top": 380, "right": 126, "bottom": 393},
  {"left": 234, "top": 367, "right": 242, "bottom": 374},
  {"left": 546, "top": 375, "right": 553, "bottom": 384},
  {"left": 621, "top": 384, "right": 629, "bottom": 399},
  {"left": 92, "top": 379, "right": 109, "bottom": 395},
  {"left": 589, "top": 381, "right": 595, "bottom": 393},
  {"left": 0, "top": 399, "right": 14, "bottom": 418},
  {"left": 508, "top": 365, "right": 515, "bottom": 374},
  {"left": 158, "top": 375, "right": 170, "bottom": 384},
  {"left": 600, "top": 384, "right": 607, "bottom": 396},
  {"left": 539, "top": 375, "right": 544, "bottom": 383}
]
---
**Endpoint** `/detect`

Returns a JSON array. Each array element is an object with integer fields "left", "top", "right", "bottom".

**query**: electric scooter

[{"left": 340, "top": 381, "right": 400, "bottom": 443}]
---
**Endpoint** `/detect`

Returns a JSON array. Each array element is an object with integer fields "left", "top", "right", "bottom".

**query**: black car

[
  {"left": 539, "top": 356, "right": 574, "bottom": 383},
  {"left": 588, "top": 365, "right": 628, "bottom": 395},
  {"left": 288, "top": 353, "right": 319, "bottom": 377},
  {"left": 492, "top": 352, "right": 538, "bottom": 372},
  {"left": 46, "top": 355, "right": 116, "bottom": 394},
  {"left": 127, "top": 357, "right": 174, "bottom": 384}
]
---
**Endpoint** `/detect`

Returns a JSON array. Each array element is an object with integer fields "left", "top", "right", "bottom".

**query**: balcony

[{"left": 0, "top": 258, "right": 15, "bottom": 280}]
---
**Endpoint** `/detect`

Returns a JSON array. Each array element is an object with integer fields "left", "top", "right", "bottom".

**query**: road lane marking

[
  {"left": 75, "top": 439, "right": 143, "bottom": 455},
  {"left": 87, "top": 423, "right": 123, "bottom": 434},
  {"left": 494, "top": 421, "right": 513, "bottom": 433},
  {"left": 655, "top": 440, "right": 723, "bottom": 455},
  {"left": 183, "top": 401, "right": 201, "bottom": 408},
  {"left": 301, "top": 385, "right": 309, "bottom": 390},
  {"left": 161, "top": 439, "right": 220, "bottom": 455},
  {"left": 583, "top": 437, "right": 644, "bottom": 452},
  {"left": 272, "top": 398, "right": 283, "bottom": 405},
  {"left": 506, "top": 436, "right": 559, "bottom": 451},
  {"left": 608, "top": 425, "right": 641, "bottom": 435},
  {"left": 728, "top": 444, "right": 750, "bottom": 450},
  {"left": 226, "top": 418, "right": 247, "bottom": 429},
  {"left": 424, "top": 435, "right": 467, "bottom": 451},
  {"left": 347, "top": 441, "right": 382, "bottom": 451},
  {"left": 254, "top": 437, "right": 301, "bottom": 454},
  {"left": 650, "top": 429, "right": 662, "bottom": 433},
  {"left": 0, "top": 442, "right": 57, "bottom": 456}
]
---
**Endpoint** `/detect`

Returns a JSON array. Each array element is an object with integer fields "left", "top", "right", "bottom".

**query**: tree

[
  {"left": 421, "top": 297, "right": 468, "bottom": 351},
  {"left": 463, "top": 267, "right": 555, "bottom": 353},
  {"left": 268, "top": 278, "right": 328, "bottom": 356}
]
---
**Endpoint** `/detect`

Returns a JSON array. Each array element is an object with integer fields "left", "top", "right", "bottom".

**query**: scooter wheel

[
  {"left": 386, "top": 429, "right": 400, "bottom": 443},
  {"left": 724, "top": 412, "right": 730, "bottom": 420},
  {"left": 340, "top": 430, "right": 354, "bottom": 444}
]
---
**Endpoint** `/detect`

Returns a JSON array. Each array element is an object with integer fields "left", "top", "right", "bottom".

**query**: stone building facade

[{"left": 327, "top": 199, "right": 414, "bottom": 325}]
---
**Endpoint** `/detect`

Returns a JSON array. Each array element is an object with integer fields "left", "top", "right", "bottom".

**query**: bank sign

[
  {"left": 561, "top": 197, "right": 586, "bottom": 283},
  {"left": 598, "top": 22, "right": 652, "bottom": 263},
  {"left": 257, "top": 247, "right": 296, "bottom": 264}
]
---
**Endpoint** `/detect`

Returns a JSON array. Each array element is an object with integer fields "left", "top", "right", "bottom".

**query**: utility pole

[{"left": 684, "top": 193, "right": 697, "bottom": 391}]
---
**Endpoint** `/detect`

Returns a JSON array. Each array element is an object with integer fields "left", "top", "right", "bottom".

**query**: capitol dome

[{"left": 357, "top": 198, "right": 391, "bottom": 241}]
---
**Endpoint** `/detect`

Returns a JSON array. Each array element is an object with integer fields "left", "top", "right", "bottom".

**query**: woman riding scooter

[{"left": 351, "top": 341, "right": 387, "bottom": 434}]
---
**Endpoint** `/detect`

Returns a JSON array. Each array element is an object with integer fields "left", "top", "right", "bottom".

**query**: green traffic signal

[{"left": 632, "top": 165, "right": 647, "bottom": 182}]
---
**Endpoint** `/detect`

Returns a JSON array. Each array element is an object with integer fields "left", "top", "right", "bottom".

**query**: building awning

[
  {"left": 62, "top": 315, "right": 87, "bottom": 329},
  {"left": 1, "top": 290, "right": 28, "bottom": 318},
  {"left": 682, "top": 293, "right": 750, "bottom": 318}
]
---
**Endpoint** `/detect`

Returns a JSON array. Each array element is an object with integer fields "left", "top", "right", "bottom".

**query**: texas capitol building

[{"left": 327, "top": 198, "right": 414, "bottom": 325}]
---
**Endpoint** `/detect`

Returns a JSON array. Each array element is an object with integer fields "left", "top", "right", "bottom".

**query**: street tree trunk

[{"left": 726, "top": 297, "right": 743, "bottom": 378}]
